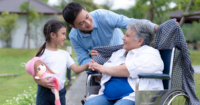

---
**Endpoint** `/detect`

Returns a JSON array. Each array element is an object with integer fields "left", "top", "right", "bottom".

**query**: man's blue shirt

[{"left": 69, "top": 9, "right": 156, "bottom": 65}]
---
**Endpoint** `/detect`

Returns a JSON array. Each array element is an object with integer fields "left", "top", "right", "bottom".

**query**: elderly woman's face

[{"left": 122, "top": 28, "right": 143, "bottom": 52}]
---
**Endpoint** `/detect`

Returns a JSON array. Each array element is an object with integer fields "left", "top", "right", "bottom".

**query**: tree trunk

[
  {"left": 152, "top": 1, "right": 163, "bottom": 24},
  {"left": 149, "top": 0, "right": 154, "bottom": 22},
  {"left": 180, "top": 0, "right": 194, "bottom": 27},
  {"left": 144, "top": 5, "right": 150, "bottom": 19},
  {"left": 27, "top": 21, "right": 30, "bottom": 49},
  {"left": 22, "top": 0, "right": 30, "bottom": 49}
]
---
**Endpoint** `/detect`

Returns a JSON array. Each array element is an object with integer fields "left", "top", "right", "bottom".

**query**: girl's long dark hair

[{"left": 35, "top": 19, "right": 65, "bottom": 57}]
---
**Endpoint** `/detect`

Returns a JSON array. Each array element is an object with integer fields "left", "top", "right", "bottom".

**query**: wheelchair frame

[{"left": 82, "top": 47, "right": 191, "bottom": 105}]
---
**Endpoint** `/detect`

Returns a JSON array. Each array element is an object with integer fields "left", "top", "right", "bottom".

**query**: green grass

[
  {"left": 189, "top": 50, "right": 200, "bottom": 65},
  {"left": 0, "top": 73, "right": 37, "bottom": 104},
  {"left": 0, "top": 48, "right": 38, "bottom": 104},
  {"left": 194, "top": 73, "right": 200, "bottom": 99},
  {"left": 0, "top": 48, "right": 38, "bottom": 74}
]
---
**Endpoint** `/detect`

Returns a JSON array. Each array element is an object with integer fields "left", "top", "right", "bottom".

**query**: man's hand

[
  {"left": 154, "top": 25, "right": 159, "bottom": 33},
  {"left": 90, "top": 50, "right": 98, "bottom": 58},
  {"left": 35, "top": 77, "right": 55, "bottom": 89}
]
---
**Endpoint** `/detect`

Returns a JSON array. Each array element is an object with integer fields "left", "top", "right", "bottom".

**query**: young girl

[{"left": 33, "top": 19, "right": 89, "bottom": 105}]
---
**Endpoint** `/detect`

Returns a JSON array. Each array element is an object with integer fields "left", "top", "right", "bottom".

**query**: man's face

[{"left": 72, "top": 9, "right": 94, "bottom": 32}]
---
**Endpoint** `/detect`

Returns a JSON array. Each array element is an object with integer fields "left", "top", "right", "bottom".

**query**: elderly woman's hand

[{"left": 89, "top": 60, "right": 107, "bottom": 74}]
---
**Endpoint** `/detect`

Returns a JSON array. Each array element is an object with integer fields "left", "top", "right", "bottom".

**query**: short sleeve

[{"left": 66, "top": 52, "right": 75, "bottom": 68}]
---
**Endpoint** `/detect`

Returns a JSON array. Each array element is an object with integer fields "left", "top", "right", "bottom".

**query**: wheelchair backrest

[{"left": 159, "top": 48, "right": 175, "bottom": 89}]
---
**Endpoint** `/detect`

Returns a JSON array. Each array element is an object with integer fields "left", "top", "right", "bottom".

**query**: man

[{"left": 62, "top": 2, "right": 159, "bottom": 65}]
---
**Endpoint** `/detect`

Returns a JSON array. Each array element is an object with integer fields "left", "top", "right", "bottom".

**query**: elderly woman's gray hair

[{"left": 126, "top": 21, "right": 154, "bottom": 46}]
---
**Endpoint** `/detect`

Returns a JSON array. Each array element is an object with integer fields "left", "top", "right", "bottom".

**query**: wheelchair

[{"left": 81, "top": 47, "right": 191, "bottom": 105}]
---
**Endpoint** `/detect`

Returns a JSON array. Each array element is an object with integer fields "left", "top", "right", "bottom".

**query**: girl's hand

[
  {"left": 41, "top": 77, "right": 55, "bottom": 89},
  {"left": 90, "top": 60, "right": 107, "bottom": 74},
  {"left": 88, "top": 60, "right": 95, "bottom": 71},
  {"left": 53, "top": 71, "right": 59, "bottom": 74}
]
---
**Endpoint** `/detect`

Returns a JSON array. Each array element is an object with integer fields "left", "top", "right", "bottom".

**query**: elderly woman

[{"left": 85, "top": 21, "right": 164, "bottom": 105}]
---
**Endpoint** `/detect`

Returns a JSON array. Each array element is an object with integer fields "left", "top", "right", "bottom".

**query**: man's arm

[
  {"left": 154, "top": 25, "right": 159, "bottom": 33},
  {"left": 70, "top": 37, "right": 92, "bottom": 65},
  {"left": 102, "top": 9, "right": 158, "bottom": 32}
]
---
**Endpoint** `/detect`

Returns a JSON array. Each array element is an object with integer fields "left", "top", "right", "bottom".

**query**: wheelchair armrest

[
  {"left": 86, "top": 70, "right": 102, "bottom": 98},
  {"left": 86, "top": 69, "right": 102, "bottom": 75},
  {"left": 136, "top": 73, "right": 170, "bottom": 91},
  {"left": 138, "top": 73, "right": 170, "bottom": 80},
  {"left": 86, "top": 70, "right": 98, "bottom": 74}
]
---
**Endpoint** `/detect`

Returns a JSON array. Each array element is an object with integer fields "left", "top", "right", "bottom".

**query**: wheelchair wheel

[{"left": 158, "top": 88, "right": 190, "bottom": 105}]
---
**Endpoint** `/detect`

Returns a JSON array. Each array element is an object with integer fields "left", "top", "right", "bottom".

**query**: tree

[
  {"left": 20, "top": 1, "right": 39, "bottom": 49},
  {"left": 54, "top": 0, "right": 100, "bottom": 12},
  {"left": 133, "top": 0, "right": 175, "bottom": 24},
  {"left": 30, "top": 14, "right": 45, "bottom": 48},
  {"left": 40, "top": 0, "right": 48, "bottom": 4},
  {"left": 174, "top": 0, "right": 200, "bottom": 49},
  {"left": 173, "top": 0, "right": 200, "bottom": 26},
  {"left": 100, "top": 0, "right": 114, "bottom": 10},
  {"left": 182, "top": 21, "right": 200, "bottom": 42},
  {"left": 0, "top": 12, "right": 18, "bottom": 47},
  {"left": 72, "top": 0, "right": 100, "bottom": 12},
  {"left": 54, "top": 0, "right": 68, "bottom": 10},
  {"left": 114, "top": 0, "right": 175, "bottom": 24}
]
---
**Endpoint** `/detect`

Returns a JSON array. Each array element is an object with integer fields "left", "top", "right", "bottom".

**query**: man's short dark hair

[{"left": 62, "top": 2, "right": 85, "bottom": 25}]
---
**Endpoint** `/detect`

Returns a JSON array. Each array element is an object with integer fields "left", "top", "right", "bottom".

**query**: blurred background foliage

[
  {"left": 1, "top": 0, "right": 199, "bottom": 46},
  {"left": 45, "top": 0, "right": 200, "bottom": 47}
]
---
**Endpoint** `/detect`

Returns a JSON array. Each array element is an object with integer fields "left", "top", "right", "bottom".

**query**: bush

[
  {"left": 3, "top": 86, "right": 37, "bottom": 105},
  {"left": 0, "top": 12, "right": 18, "bottom": 47}
]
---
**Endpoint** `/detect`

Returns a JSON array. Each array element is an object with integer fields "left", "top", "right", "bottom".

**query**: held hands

[{"left": 88, "top": 60, "right": 107, "bottom": 74}]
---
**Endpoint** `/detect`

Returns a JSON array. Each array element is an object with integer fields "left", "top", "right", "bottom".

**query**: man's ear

[{"left": 70, "top": 25, "right": 76, "bottom": 29}]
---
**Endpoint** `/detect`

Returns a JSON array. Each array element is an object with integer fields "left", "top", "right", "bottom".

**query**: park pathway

[
  {"left": 65, "top": 71, "right": 87, "bottom": 105},
  {"left": 65, "top": 66, "right": 200, "bottom": 105},
  {"left": 193, "top": 65, "right": 200, "bottom": 73}
]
